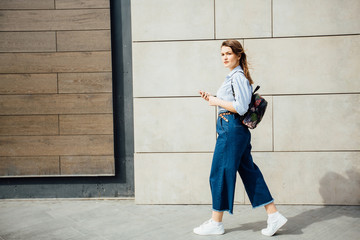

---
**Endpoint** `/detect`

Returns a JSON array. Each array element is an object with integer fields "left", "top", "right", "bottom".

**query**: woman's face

[{"left": 221, "top": 46, "right": 240, "bottom": 71}]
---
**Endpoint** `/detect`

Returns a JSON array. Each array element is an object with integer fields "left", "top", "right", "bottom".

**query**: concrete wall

[{"left": 132, "top": 0, "right": 360, "bottom": 205}]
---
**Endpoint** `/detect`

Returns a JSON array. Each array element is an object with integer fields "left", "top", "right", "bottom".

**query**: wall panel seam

[
  {"left": 0, "top": 50, "right": 111, "bottom": 54},
  {"left": 0, "top": 154, "right": 115, "bottom": 157},
  {"left": 0, "top": 113, "right": 113, "bottom": 117},
  {"left": 271, "top": 96, "right": 274, "bottom": 152},
  {"left": 0, "top": 134, "right": 114, "bottom": 137},
  {"left": 272, "top": 0, "right": 274, "bottom": 38},
  {"left": 56, "top": 73, "right": 59, "bottom": 93},
  {"left": 0, "top": 8, "right": 110, "bottom": 11},
  {"left": 58, "top": 114, "right": 60, "bottom": 135},
  {"left": 133, "top": 92, "right": 360, "bottom": 99},
  {"left": 132, "top": 33, "right": 360, "bottom": 43},
  {"left": 0, "top": 71, "right": 112, "bottom": 75},
  {"left": 213, "top": 0, "right": 216, "bottom": 39},
  {"left": 0, "top": 29, "right": 111, "bottom": 33},
  {"left": 55, "top": 31, "right": 58, "bottom": 52},
  {"left": 0, "top": 93, "right": 114, "bottom": 96},
  {"left": 58, "top": 155, "right": 61, "bottom": 175},
  {"left": 134, "top": 150, "right": 360, "bottom": 154}
]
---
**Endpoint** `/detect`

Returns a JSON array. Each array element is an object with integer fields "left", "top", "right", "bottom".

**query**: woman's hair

[{"left": 221, "top": 40, "right": 253, "bottom": 85}]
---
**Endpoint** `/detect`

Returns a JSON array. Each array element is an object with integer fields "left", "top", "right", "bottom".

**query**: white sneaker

[
  {"left": 193, "top": 219, "right": 225, "bottom": 235},
  {"left": 261, "top": 213, "right": 287, "bottom": 236}
]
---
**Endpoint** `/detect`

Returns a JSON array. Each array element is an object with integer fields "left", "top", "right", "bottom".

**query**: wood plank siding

[{"left": 0, "top": 0, "right": 114, "bottom": 177}]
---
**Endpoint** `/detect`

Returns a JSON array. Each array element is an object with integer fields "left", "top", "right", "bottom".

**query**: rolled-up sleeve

[{"left": 231, "top": 73, "right": 252, "bottom": 115}]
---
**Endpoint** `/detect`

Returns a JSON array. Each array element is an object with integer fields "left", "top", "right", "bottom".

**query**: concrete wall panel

[
  {"left": 135, "top": 153, "right": 246, "bottom": 204},
  {"left": 273, "top": 94, "right": 360, "bottom": 151},
  {"left": 250, "top": 152, "right": 360, "bottom": 205},
  {"left": 131, "top": 0, "right": 214, "bottom": 41},
  {"left": 135, "top": 152, "right": 360, "bottom": 205},
  {"left": 133, "top": 40, "right": 229, "bottom": 97},
  {"left": 134, "top": 98, "right": 216, "bottom": 152},
  {"left": 245, "top": 35, "right": 360, "bottom": 95},
  {"left": 215, "top": 0, "right": 271, "bottom": 39},
  {"left": 273, "top": 0, "right": 360, "bottom": 37},
  {"left": 251, "top": 96, "right": 273, "bottom": 152}
]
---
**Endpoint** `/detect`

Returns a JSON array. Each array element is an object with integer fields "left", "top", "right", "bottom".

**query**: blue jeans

[{"left": 210, "top": 114, "right": 273, "bottom": 214}]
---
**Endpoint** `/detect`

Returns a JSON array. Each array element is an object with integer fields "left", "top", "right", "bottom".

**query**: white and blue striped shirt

[{"left": 216, "top": 65, "right": 252, "bottom": 115}]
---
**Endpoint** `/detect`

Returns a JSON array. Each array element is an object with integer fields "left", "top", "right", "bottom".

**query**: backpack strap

[
  {"left": 230, "top": 79, "right": 260, "bottom": 98},
  {"left": 230, "top": 79, "right": 235, "bottom": 99},
  {"left": 253, "top": 85, "right": 260, "bottom": 94}
]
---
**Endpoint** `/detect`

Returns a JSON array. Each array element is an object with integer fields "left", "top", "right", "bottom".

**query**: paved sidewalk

[{"left": 0, "top": 199, "right": 359, "bottom": 240}]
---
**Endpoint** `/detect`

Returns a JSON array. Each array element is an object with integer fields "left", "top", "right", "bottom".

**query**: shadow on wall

[
  {"left": 227, "top": 170, "right": 360, "bottom": 235},
  {"left": 319, "top": 170, "right": 360, "bottom": 205}
]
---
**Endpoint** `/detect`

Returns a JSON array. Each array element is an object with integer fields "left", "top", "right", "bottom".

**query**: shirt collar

[{"left": 226, "top": 65, "right": 244, "bottom": 79}]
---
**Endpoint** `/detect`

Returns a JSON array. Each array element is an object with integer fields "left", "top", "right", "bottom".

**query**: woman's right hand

[{"left": 199, "top": 90, "right": 210, "bottom": 101}]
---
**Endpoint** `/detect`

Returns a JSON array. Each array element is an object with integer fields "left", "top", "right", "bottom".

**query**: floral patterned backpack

[{"left": 231, "top": 84, "right": 268, "bottom": 129}]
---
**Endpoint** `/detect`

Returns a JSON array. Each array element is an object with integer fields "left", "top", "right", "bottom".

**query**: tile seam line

[{"left": 132, "top": 33, "right": 360, "bottom": 43}]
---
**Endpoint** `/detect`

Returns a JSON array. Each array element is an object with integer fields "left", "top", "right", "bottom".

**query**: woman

[{"left": 194, "top": 40, "right": 287, "bottom": 237}]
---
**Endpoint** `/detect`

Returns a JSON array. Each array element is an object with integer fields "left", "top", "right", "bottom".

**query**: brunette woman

[{"left": 194, "top": 40, "right": 287, "bottom": 237}]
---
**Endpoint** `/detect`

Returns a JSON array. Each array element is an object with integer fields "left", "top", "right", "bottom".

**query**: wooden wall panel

[
  {"left": 0, "top": 135, "right": 114, "bottom": 156},
  {"left": 0, "top": 0, "right": 54, "bottom": 10},
  {"left": 0, "top": 94, "right": 112, "bottom": 115},
  {"left": 0, "top": 3, "right": 114, "bottom": 177},
  {"left": 0, "top": 156, "right": 59, "bottom": 177},
  {"left": 0, "top": 52, "right": 112, "bottom": 73},
  {"left": 56, "top": 0, "right": 109, "bottom": 9},
  {"left": 0, "top": 10, "right": 110, "bottom": 31},
  {"left": 0, "top": 32, "right": 56, "bottom": 52},
  {"left": 58, "top": 72, "right": 112, "bottom": 93},
  {"left": 0, "top": 74, "right": 57, "bottom": 94},
  {"left": 57, "top": 30, "right": 111, "bottom": 51},
  {"left": 59, "top": 114, "right": 113, "bottom": 135},
  {"left": 60, "top": 156, "right": 114, "bottom": 176},
  {"left": 0, "top": 115, "right": 58, "bottom": 136}
]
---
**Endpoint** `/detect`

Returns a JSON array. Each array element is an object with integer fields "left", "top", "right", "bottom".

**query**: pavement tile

[{"left": 0, "top": 200, "right": 359, "bottom": 240}]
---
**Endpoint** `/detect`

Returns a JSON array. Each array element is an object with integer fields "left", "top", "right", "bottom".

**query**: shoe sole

[
  {"left": 193, "top": 229, "right": 225, "bottom": 235},
  {"left": 193, "top": 231, "right": 225, "bottom": 236},
  {"left": 262, "top": 217, "right": 288, "bottom": 237}
]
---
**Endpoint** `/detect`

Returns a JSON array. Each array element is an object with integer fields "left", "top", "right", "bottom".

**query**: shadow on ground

[
  {"left": 226, "top": 205, "right": 359, "bottom": 236},
  {"left": 226, "top": 170, "right": 360, "bottom": 236}
]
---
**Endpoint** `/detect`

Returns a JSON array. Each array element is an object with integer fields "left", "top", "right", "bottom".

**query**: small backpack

[{"left": 231, "top": 84, "right": 268, "bottom": 129}]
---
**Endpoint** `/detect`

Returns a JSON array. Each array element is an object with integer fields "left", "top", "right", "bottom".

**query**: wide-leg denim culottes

[{"left": 210, "top": 113, "right": 273, "bottom": 214}]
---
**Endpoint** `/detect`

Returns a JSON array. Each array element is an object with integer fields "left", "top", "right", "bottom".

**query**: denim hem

[
  {"left": 252, "top": 199, "right": 274, "bottom": 209},
  {"left": 212, "top": 208, "right": 233, "bottom": 215}
]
